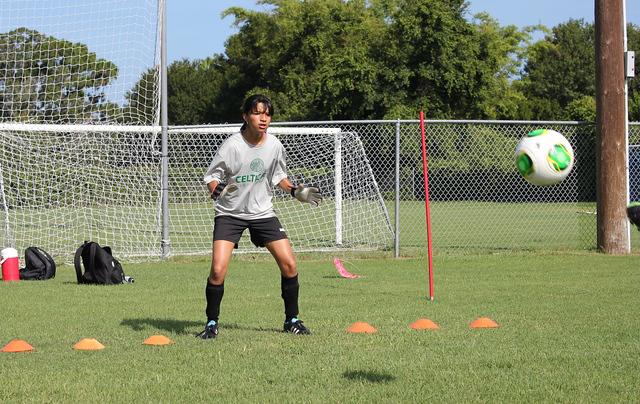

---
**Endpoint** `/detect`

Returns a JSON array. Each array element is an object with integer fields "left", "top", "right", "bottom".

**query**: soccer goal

[
  {"left": 0, "top": 123, "right": 163, "bottom": 260},
  {"left": 0, "top": 0, "right": 164, "bottom": 260},
  {"left": 0, "top": 123, "right": 393, "bottom": 260},
  {"left": 166, "top": 125, "right": 394, "bottom": 256}
]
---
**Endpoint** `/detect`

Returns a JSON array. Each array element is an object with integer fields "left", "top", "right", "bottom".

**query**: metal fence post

[
  {"left": 395, "top": 119, "right": 401, "bottom": 258},
  {"left": 334, "top": 130, "right": 343, "bottom": 246}
]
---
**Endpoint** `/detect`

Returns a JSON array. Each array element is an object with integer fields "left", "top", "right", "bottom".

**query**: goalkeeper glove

[
  {"left": 210, "top": 182, "right": 237, "bottom": 200},
  {"left": 291, "top": 185, "right": 322, "bottom": 207}
]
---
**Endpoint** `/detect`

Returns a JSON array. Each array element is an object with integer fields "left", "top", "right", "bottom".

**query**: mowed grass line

[
  {"left": 0, "top": 252, "right": 638, "bottom": 402},
  {"left": 10, "top": 200, "right": 627, "bottom": 262}
]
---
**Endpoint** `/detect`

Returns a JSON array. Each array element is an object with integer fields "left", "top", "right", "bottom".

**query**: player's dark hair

[{"left": 241, "top": 94, "right": 274, "bottom": 131}]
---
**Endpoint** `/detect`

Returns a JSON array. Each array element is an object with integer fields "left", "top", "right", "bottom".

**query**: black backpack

[
  {"left": 74, "top": 241, "right": 132, "bottom": 285},
  {"left": 19, "top": 247, "right": 56, "bottom": 280}
]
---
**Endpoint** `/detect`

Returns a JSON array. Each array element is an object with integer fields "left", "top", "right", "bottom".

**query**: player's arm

[
  {"left": 278, "top": 178, "right": 296, "bottom": 195},
  {"left": 279, "top": 178, "right": 322, "bottom": 207},
  {"left": 204, "top": 150, "right": 235, "bottom": 200}
]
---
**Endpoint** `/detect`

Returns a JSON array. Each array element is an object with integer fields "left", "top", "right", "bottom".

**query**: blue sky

[{"left": 168, "top": 0, "right": 640, "bottom": 62}]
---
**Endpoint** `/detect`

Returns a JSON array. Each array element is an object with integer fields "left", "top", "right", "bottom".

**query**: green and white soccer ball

[{"left": 515, "top": 129, "right": 574, "bottom": 186}]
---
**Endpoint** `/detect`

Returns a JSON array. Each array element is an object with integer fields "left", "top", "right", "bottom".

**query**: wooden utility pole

[{"left": 595, "top": 0, "right": 630, "bottom": 253}]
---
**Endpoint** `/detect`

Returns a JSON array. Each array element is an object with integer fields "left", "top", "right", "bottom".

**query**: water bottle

[{"left": 1, "top": 247, "right": 20, "bottom": 282}]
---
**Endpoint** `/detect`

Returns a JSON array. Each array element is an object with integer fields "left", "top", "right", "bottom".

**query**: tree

[
  {"left": 515, "top": 20, "right": 640, "bottom": 122},
  {"left": 223, "top": 0, "right": 388, "bottom": 120},
  {"left": 219, "top": 0, "right": 529, "bottom": 121},
  {"left": 0, "top": 28, "right": 119, "bottom": 123},
  {"left": 121, "top": 68, "right": 158, "bottom": 125},
  {"left": 515, "top": 20, "right": 595, "bottom": 120},
  {"left": 467, "top": 13, "right": 531, "bottom": 119},
  {"left": 379, "top": 0, "right": 526, "bottom": 119},
  {"left": 166, "top": 57, "right": 228, "bottom": 125}
]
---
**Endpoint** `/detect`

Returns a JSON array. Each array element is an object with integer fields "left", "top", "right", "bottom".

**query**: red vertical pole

[{"left": 419, "top": 111, "right": 434, "bottom": 301}]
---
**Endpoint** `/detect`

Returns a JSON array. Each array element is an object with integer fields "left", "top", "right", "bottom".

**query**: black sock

[
  {"left": 281, "top": 274, "right": 299, "bottom": 321},
  {"left": 205, "top": 281, "right": 224, "bottom": 323}
]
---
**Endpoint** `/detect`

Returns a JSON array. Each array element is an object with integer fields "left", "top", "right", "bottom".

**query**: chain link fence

[
  {"left": 164, "top": 120, "right": 635, "bottom": 257},
  {"left": 268, "top": 120, "right": 600, "bottom": 254}
]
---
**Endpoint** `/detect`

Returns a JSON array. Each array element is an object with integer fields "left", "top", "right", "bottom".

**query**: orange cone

[
  {"left": 470, "top": 317, "right": 499, "bottom": 329},
  {"left": 1, "top": 339, "right": 34, "bottom": 352},
  {"left": 347, "top": 322, "right": 377, "bottom": 333},
  {"left": 410, "top": 318, "right": 440, "bottom": 330},
  {"left": 73, "top": 338, "right": 105, "bottom": 350},
  {"left": 143, "top": 335, "right": 173, "bottom": 346}
]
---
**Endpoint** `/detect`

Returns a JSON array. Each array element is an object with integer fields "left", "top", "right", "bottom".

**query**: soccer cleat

[
  {"left": 196, "top": 320, "right": 218, "bottom": 339},
  {"left": 283, "top": 318, "right": 311, "bottom": 335}
]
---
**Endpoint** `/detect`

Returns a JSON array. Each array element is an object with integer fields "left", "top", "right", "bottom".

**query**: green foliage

[
  {"left": 627, "top": 23, "right": 640, "bottom": 122},
  {"left": 126, "top": 13, "right": 640, "bottom": 124},
  {"left": 383, "top": 2, "right": 527, "bottom": 119},
  {"left": 513, "top": 21, "right": 640, "bottom": 122},
  {"left": 1, "top": 7, "right": 637, "bottom": 124},
  {"left": 0, "top": 28, "right": 119, "bottom": 123},
  {"left": 161, "top": 1, "right": 640, "bottom": 123},
  {"left": 222, "top": 0, "right": 388, "bottom": 120},
  {"left": 121, "top": 68, "right": 158, "bottom": 125},
  {"left": 563, "top": 95, "right": 596, "bottom": 122},
  {"left": 202, "top": 0, "right": 530, "bottom": 122},
  {"left": 166, "top": 57, "right": 229, "bottom": 125},
  {"left": 515, "top": 20, "right": 595, "bottom": 120},
  {"left": 469, "top": 14, "right": 531, "bottom": 119}
]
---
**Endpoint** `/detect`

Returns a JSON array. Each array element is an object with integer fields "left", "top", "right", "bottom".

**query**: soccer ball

[{"left": 515, "top": 129, "right": 574, "bottom": 186}]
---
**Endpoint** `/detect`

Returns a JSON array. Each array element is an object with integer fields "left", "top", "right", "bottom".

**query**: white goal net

[
  {"left": 0, "top": 0, "right": 161, "bottom": 125},
  {"left": 0, "top": 123, "right": 394, "bottom": 261},
  {"left": 0, "top": 0, "right": 394, "bottom": 260},
  {"left": 0, "top": 123, "right": 163, "bottom": 260}
]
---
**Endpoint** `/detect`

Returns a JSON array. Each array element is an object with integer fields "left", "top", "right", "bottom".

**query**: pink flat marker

[{"left": 334, "top": 258, "right": 361, "bottom": 279}]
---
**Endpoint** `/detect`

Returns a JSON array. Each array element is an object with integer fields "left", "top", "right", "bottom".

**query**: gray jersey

[{"left": 203, "top": 131, "right": 288, "bottom": 220}]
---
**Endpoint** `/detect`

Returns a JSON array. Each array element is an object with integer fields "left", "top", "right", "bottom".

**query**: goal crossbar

[{"left": 0, "top": 123, "right": 161, "bottom": 133}]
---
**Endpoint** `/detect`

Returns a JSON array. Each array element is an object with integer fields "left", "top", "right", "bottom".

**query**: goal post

[
  {"left": 0, "top": 0, "right": 165, "bottom": 261},
  {"left": 335, "top": 129, "right": 343, "bottom": 246}
]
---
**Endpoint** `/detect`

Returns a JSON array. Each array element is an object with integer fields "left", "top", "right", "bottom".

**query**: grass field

[
  {"left": 0, "top": 251, "right": 638, "bottom": 402},
  {"left": 8, "top": 200, "right": 633, "bottom": 262}
]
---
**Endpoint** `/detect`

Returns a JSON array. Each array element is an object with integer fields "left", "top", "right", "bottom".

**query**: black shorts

[{"left": 213, "top": 216, "right": 288, "bottom": 248}]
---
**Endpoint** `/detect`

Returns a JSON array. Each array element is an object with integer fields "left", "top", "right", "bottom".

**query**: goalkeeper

[{"left": 198, "top": 94, "right": 322, "bottom": 339}]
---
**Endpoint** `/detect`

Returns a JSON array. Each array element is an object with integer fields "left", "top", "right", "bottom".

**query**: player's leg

[
  {"left": 266, "top": 238, "right": 298, "bottom": 316},
  {"left": 266, "top": 239, "right": 310, "bottom": 335},
  {"left": 198, "top": 240, "right": 235, "bottom": 339},
  {"left": 627, "top": 202, "right": 640, "bottom": 230},
  {"left": 250, "top": 217, "right": 310, "bottom": 335},
  {"left": 208, "top": 240, "right": 235, "bottom": 310},
  {"left": 198, "top": 216, "right": 245, "bottom": 339}
]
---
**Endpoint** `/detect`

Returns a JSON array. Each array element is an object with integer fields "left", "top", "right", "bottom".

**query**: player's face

[{"left": 243, "top": 103, "right": 272, "bottom": 137}]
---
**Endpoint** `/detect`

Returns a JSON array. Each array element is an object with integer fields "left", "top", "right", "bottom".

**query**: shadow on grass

[
  {"left": 120, "top": 318, "right": 282, "bottom": 335},
  {"left": 343, "top": 370, "right": 395, "bottom": 384},
  {"left": 120, "top": 318, "right": 201, "bottom": 335},
  {"left": 221, "top": 322, "right": 281, "bottom": 333}
]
